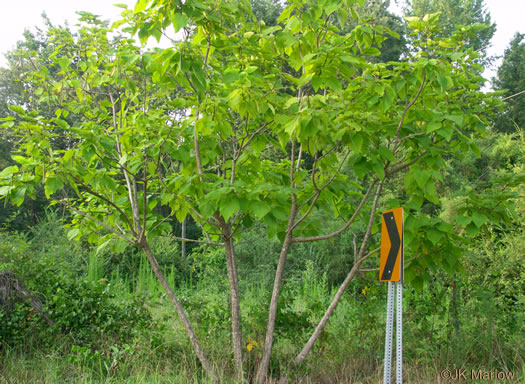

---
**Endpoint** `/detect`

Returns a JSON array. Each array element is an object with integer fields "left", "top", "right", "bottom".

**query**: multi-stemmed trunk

[{"left": 256, "top": 181, "right": 384, "bottom": 382}]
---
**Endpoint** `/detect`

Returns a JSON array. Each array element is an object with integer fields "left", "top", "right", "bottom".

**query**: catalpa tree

[{"left": 0, "top": 1, "right": 511, "bottom": 382}]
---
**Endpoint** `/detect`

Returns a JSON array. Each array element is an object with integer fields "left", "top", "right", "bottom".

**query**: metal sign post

[
  {"left": 396, "top": 281, "right": 403, "bottom": 384},
  {"left": 380, "top": 208, "right": 403, "bottom": 384},
  {"left": 383, "top": 282, "right": 395, "bottom": 384}
]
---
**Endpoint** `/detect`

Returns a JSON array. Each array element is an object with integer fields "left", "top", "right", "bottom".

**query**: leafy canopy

[{"left": 0, "top": 0, "right": 508, "bottom": 290}]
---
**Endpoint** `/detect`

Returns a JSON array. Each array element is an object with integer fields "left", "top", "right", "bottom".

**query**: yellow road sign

[{"left": 379, "top": 208, "right": 403, "bottom": 282}]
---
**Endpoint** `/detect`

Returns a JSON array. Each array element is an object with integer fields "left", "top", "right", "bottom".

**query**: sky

[{"left": 0, "top": 0, "right": 523, "bottom": 88}]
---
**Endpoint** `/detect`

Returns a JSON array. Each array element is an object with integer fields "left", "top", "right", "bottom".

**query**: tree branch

[
  {"left": 240, "top": 121, "right": 272, "bottom": 152},
  {"left": 171, "top": 235, "right": 223, "bottom": 247},
  {"left": 356, "top": 181, "right": 383, "bottom": 259},
  {"left": 295, "top": 143, "right": 303, "bottom": 171},
  {"left": 393, "top": 71, "right": 427, "bottom": 152},
  {"left": 293, "top": 179, "right": 377, "bottom": 243},
  {"left": 294, "top": 246, "right": 380, "bottom": 365},
  {"left": 385, "top": 150, "right": 427, "bottom": 177},
  {"left": 131, "top": 175, "right": 141, "bottom": 233},
  {"left": 140, "top": 174, "right": 148, "bottom": 241},
  {"left": 291, "top": 150, "right": 350, "bottom": 232},
  {"left": 71, "top": 176, "right": 136, "bottom": 237},
  {"left": 294, "top": 182, "right": 383, "bottom": 364},
  {"left": 398, "top": 131, "right": 426, "bottom": 144},
  {"left": 359, "top": 251, "right": 425, "bottom": 272},
  {"left": 61, "top": 200, "right": 134, "bottom": 243},
  {"left": 193, "top": 108, "right": 204, "bottom": 177},
  {"left": 290, "top": 140, "right": 296, "bottom": 187},
  {"left": 502, "top": 88, "right": 525, "bottom": 101}
]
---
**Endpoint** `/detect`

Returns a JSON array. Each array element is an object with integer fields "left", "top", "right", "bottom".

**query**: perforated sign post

[{"left": 380, "top": 208, "right": 403, "bottom": 384}]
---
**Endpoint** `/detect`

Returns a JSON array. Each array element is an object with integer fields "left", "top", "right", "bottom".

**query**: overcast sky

[{"left": 0, "top": 0, "right": 523, "bottom": 88}]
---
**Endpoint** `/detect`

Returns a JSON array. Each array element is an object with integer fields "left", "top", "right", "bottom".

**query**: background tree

[
  {"left": 405, "top": 0, "right": 496, "bottom": 68},
  {"left": 0, "top": 18, "right": 72, "bottom": 231},
  {"left": 250, "top": 0, "right": 284, "bottom": 26},
  {"left": 493, "top": 33, "right": 525, "bottom": 133},
  {"left": 350, "top": 0, "right": 408, "bottom": 62}
]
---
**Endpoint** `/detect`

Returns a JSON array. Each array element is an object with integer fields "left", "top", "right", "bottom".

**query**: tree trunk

[
  {"left": 181, "top": 218, "right": 186, "bottom": 259},
  {"left": 255, "top": 231, "right": 294, "bottom": 383},
  {"left": 452, "top": 276, "right": 460, "bottom": 339},
  {"left": 223, "top": 232, "right": 244, "bottom": 381},
  {"left": 140, "top": 240, "right": 217, "bottom": 382}
]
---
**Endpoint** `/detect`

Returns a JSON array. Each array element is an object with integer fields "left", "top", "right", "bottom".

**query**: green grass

[
  {"left": 1, "top": 216, "right": 523, "bottom": 383},
  {"left": 1, "top": 264, "right": 523, "bottom": 383},
  {"left": 2, "top": 346, "right": 522, "bottom": 384},
  {"left": 0, "top": 349, "right": 219, "bottom": 384}
]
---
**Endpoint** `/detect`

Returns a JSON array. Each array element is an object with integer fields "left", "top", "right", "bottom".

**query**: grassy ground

[
  {"left": 0, "top": 220, "right": 522, "bottom": 383},
  {"left": 2, "top": 349, "right": 523, "bottom": 383},
  {"left": 1, "top": 289, "right": 523, "bottom": 384}
]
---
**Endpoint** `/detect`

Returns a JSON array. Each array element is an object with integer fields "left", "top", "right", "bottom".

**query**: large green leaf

[
  {"left": 44, "top": 176, "right": 64, "bottom": 198},
  {"left": 220, "top": 198, "right": 240, "bottom": 221},
  {"left": 250, "top": 201, "right": 271, "bottom": 219}
]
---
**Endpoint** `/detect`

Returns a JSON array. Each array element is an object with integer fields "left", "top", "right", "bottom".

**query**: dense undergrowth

[{"left": 0, "top": 207, "right": 523, "bottom": 383}]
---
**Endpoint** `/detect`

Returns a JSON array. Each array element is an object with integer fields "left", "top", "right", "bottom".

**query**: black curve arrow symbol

[{"left": 381, "top": 212, "right": 401, "bottom": 281}]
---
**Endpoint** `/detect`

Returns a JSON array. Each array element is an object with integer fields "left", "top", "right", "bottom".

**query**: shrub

[{"left": 0, "top": 219, "right": 155, "bottom": 351}]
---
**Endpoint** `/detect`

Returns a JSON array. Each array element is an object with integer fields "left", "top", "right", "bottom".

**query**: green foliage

[
  {"left": 464, "top": 215, "right": 525, "bottom": 334},
  {"left": 0, "top": 217, "right": 155, "bottom": 351},
  {"left": 344, "top": 0, "right": 408, "bottom": 62},
  {"left": 407, "top": 0, "right": 496, "bottom": 67},
  {"left": 493, "top": 33, "right": 525, "bottom": 133},
  {"left": 49, "top": 280, "right": 152, "bottom": 344},
  {"left": 439, "top": 131, "right": 523, "bottom": 242},
  {"left": 277, "top": 261, "right": 329, "bottom": 339},
  {"left": 0, "top": 215, "right": 523, "bottom": 381},
  {"left": 87, "top": 251, "right": 104, "bottom": 282},
  {"left": 0, "top": 17, "right": 80, "bottom": 232},
  {"left": 190, "top": 244, "right": 227, "bottom": 282},
  {"left": 0, "top": 0, "right": 507, "bottom": 300}
]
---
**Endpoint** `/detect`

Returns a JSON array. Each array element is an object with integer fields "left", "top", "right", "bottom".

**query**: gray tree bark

[{"left": 181, "top": 218, "right": 186, "bottom": 259}]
